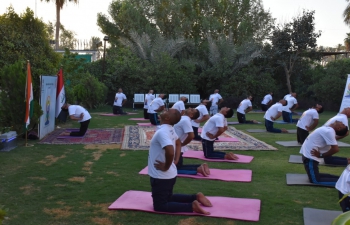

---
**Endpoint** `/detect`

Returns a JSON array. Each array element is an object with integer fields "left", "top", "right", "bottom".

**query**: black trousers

[
  {"left": 297, "top": 127, "right": 309, "bottom": 144},
  {"left": 302, "top": 156, "right": 338, "bottom": 187},
  {"left": 261, "top": 104, "right": 268, "bottom": 111},
  {"left": 70, "top": 119, "right": 90, "bottom": 136},
  {"left": 339, "top": 191, "right": 350, "bottom": 212},
  {"left": 143, "top": 109, "right": 149, "bottom": 119},
  {"left": 113, "top": 106, "right": 126, "bottom": 114},
  {"left": 237, "top": 112, "right": 254, "bottom": 124}
]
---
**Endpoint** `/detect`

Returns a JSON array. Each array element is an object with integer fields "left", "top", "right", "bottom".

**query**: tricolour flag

[
  {"left": 55, "top": 68, "right": 65, "bottom": 118},
  {"left": 25, "top": 61, "right": 34, "bottom": 129}
]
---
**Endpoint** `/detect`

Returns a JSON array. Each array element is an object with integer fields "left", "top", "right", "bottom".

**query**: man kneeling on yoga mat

[
  {"left": 299, "top": 121, "right": 348, "bottom": 187},
  {"left": 148, "top": 108, "right": 212, "bottom": 214},
  {"left": 61, "top": 103, "right": 91, "bottom": 136}
]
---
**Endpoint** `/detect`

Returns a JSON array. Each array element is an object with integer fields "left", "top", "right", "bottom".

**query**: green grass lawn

[{"left": 0, "top": 107, "right": 348, "bottom": 225}]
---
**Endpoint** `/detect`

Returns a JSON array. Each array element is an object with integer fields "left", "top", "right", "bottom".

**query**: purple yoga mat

[
  {"left": 65, "top": 128, "right": 80, "bottom": 131},
  {"left": 182, "top": 150, "right": 254, "bottom": 163},
  {"left": 139, "top": 166, "right": 252, "bottom": 182},
  {"left": 108, "top": 190, "right": 261, "bottom": 221},
  {"left": 129, "top": 118, "right": 148, "bottom": 121}
]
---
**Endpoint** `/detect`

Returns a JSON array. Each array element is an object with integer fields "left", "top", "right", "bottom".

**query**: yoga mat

[
  {"left": 273, "top": 120, "right": 288, "bottom": 124},
  {"left": 277, "top": 140, "right": 350, "bottom": 147},
  {"left": 227, "top": 122, "right": 261, "bottom": 125},
  {"left": 128, "top": 118, "right": 148, "bottom": 121},
  {"left": 65, "top": 128, "right": 80, "bottom": 131},
  {"left": 183, "top": 150, "right": 254, "bottom": 163},
  {"left": 108, "top": 190, "right": 261, "bottom": 221},
  {"left": 246, "top": 129, "right": 297, "bottom": 134},
  {"left": 216, "top": 137, "right": 239, "bottom": 142},
  {"left": 303, "top": 208, "right": 342, "bottom": 225},
  {"left": 288, "top": 155, "right": 345, "bottom": 167},
  {"left": 57, "top": 135, "right": 85, "bottom": 139},
  {"left": 137, "top": 123, "right": 155, "bottom": 126},
  {"left": 286, "top": 173, "right": 334, "bottom": 187},
  {"left": 139, "top": 166, "right": 252, "bottom": 182},
  {"left": 227, "top": 121, "right": 240, "bottom": 125}
]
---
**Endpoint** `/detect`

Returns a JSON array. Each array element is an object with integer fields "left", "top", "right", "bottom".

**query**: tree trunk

[
  {"left": 285, "top": 70, "right": 292, "bottom": 93},
  {"left": 55, "top": 4, "right": 60, "bottom": 50}
]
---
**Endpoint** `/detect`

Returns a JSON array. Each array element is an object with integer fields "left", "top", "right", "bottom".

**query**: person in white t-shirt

[
  {"left": 148, "top": 108, "right": 212, "bottom": 214},
  {"left": 174, "top": 108, "right": 210, "bottom": 176},
  {"left": 336, "top": 165, "right": 350, "bottom": 212},
  {"left": 143, "top": 90, "right": 155, "bottom": 119},
  {"left": 263, "top": 99, "right": 288, "bottom": 133},
  {"left": 296, "top": 104, "right": 324, "bottom": 144},
  {"left": 191, "top": 99, "right": 210, "bottom": 141},
  {"left": 113, "top": 88, "right": 127, "bottom": 115},
  {"left": 299, "top": 121, "right": 348, "bottom": 187},
  {"left": 201, "top": 107, "right": 238, "bottom": 160},
  {"left": 148, "top": 94, "right": 166, "bottom": 125},
  {"left": 209, "top": 89, "right": 223, "bottom": 116},
  {"left": 324, "top": 107, "right": 350, "bottom": 140},
  {"left": 172, "top": 96, "right": 188, "bottom": 115},
  {"left": 61, "top": 103, "right": 92, "bottom": 136},
  {"left": 237, "top": 95, "right": 258, "bottom": 124},
  {"left": 261, "top": 92, "right": 273, "bottom": 111},
  {"left": 282, "top": 92, "right": 298, "bottom": 123}
]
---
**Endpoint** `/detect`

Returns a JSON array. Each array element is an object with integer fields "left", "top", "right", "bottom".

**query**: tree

[
  {"left": 59, "top": 24, "right": 77, "bottom": 49},
  {"left": 344, "top": 33, "right": 350, "bottom": 51},
  {"left": 41, "top": 0, "right": 79, "bottom": 49},
  {"left": 271, "top": 10, "right": 321, "bottom": 93},
  {"left": 344, "top": 0, "right": 350, "bottom": 25}
]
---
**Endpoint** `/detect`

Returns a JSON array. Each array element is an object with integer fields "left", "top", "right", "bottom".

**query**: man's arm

[
  {"left": 155, "top": 145, "right": 175, "bottom": 171},
  {"left": 174, "top": 139, "right": 182, "bottom": 165},
  {"left": 218, "top": 98, "right": 223, "bottom": 105},
  {"left": 290, "top": 103, "right": 299, "bottom": 111},
  {"left": 311, "top": 145, "right": 339, "bottom": 158},
  {"left": 155, "top": 105, "right": 165, "bottom": 112},
  {"left": 267, "top": 100, "right": 273, "bottom": 106},
  {"left": 194, "top": 115, "right": 209, "bottom": 123},
  {"left": 245, "top": 106, "right": 252, "bottom": 113},
  {"left": 206, "top": 127, "right": 225, "bottom": 139},
  {"left": 306, "top": 119, "right": 319, "bottom": 131},
  {"left": 181, "top": 132, "right": 194, "bottom": 147},
  {"left": 122, "top": 99, "right": 127, "bottom": 106},
  {"left": 271, "top": 112, "right": 282, "bottom": 121}
]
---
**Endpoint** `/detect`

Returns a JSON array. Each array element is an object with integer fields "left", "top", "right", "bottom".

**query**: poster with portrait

[{"left": 39, "top": 76, "right": 57, "bottom": 140}]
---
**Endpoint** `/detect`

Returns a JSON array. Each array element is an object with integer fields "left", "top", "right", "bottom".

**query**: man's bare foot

[
  {"left": 60, "top": 132, "right": 70, "bottom": 136},
  {"left": 192, "top": 200, "right": 210, "bottom": 215},
  {"left": 229, "top": 152, "right": 239, "bottom": 160},
  {"left": 224, "top": 153, "right": 237, "bottom": 160},
  {"left": 202, "top": 163, "right": 210, "bottom": 175},
  {"left": 196, "top": 192, "right": 212, "bottom": 207},
  {"left": 197, "top": 165, "right": 209, "bottom": 177},
  {"left": 281, "top": 128, "right": 289, "bottom": 133},
  {"left": 252, "top": 120, "right": 259, "bottom": 124}
]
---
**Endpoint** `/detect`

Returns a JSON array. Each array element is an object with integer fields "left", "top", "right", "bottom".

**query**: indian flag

[
  {"left": 25, "top": 61, "right": 34, "bottom": 129},
  {"left": 55, "top": 68, "right": 65, "bottom": 117}
]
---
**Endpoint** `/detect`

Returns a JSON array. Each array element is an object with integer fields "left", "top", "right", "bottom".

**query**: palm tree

[
  {"left": 41, "top": 0, "right": 79, "bottom": 50},
  {"left": 344, "top": 0, "right": 350, "bottom": 25}
]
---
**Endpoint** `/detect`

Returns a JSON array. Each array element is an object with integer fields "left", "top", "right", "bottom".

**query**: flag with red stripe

[
  {"left": 25, "top": 61, "right": 34, "bottom": 129},
  {"left": 55, "top": 68, "right": 66, "bottom": 117}
]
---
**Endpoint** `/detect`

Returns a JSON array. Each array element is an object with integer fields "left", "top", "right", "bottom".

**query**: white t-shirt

[
  {"left": 237, "top": 99, "right": 252, "bottom": 114},
  {"left": 68, "top": 105, "right": 92, "bottom": 122},
  {"left": 209, "top": 93, "right": 222, "bottom": 106},
  {"left": 114, "top": 93, "right": 127, "bottom": 106},
  {"left": 297, "top": 108, "right": 319, "bottom": 130},
  {"left": 261, "top": 94, "right": 272, "bottom": 105},
  {"left": 336, "top": 165, "right": 350, "bottom": 194},
  {"left": 144, "top": 93, "right": 155, "bottom": 109},
  {"left": 282, "top": 96, "right": 297, "bottom": 113},
  {"left": 174, "top": 116, "right": 193, "bottom": 153},
  {"left": 172, "top": 101, "right": 185, "bottom": 113},
  {"left": 283, "top": 94, "right": 291, "bottom": 100},
  {"left": 324, "top": 114, "right": 349, "bottom": 127},
  {"left": 263, "top": 102, "right": 283, "bottom": 122},
  {"left": 148, "top": 124, "right": 178, "bottom": 179},
  {"left": 299, "top": 126, "right": 337, "bottom": 162},
  {"left": 191, "top": 104, "right": 209, "bottom": 127},
  {"left": 148, "top": 97, "right": 165, "bottom": 114},
  {"left": 201, "top": 113, "right": 227, "bottom": 141}
]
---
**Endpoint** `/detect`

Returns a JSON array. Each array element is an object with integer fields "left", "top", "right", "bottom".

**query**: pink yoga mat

[
  {"left": 108, "top": 190, "right": 261, "bottom": 221},
  {"left": 99, "top": 113, "right": 120, "bottom": 116},
  {"left": 183, "top": 150, "right": 254, "bottom": 163},
  {"left": 139, "top": 166, "right": 252, "bottom": 182},
  {"left": 129, "top": 118, "right": 148, "bottom": 121},
  {"left": 137, "top": 123, "right": 155, "bottom": 126},
  {"left": 216, "top": 137, "right": 239, "bottom": 142}
]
